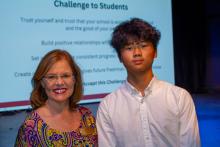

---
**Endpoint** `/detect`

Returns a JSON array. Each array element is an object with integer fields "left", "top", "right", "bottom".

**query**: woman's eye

[
  {"left": 47, "top": 75, "right": 56, "bottom": 79},
  {"left": 62, "top": 74, "right": 71, "bottom": 79}
]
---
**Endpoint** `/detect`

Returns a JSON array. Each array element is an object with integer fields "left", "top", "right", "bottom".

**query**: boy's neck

[{"left": 127, "top": 70, "right": 153, "bottom": 96}]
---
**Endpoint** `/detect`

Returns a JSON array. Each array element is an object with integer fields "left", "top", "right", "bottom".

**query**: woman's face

[{"left": 41, "top": 59, "right": 75, "bottom": 104}]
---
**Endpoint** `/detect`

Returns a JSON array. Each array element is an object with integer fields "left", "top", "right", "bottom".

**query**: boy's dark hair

[{"left": 110, "top": 18, "right": 161, "bottom": 59}]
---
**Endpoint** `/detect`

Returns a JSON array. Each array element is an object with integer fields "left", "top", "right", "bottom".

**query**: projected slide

[{"left": 0, "top": 0, "right": 174, "bottom": 111}]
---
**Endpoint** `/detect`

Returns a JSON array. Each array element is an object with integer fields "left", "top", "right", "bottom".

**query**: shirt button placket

[{"left": 140, "top": 97, "right": 151, "bottom": 146}]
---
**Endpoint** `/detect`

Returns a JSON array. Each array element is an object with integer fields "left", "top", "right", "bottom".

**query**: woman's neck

[{"left": 44, "top": 99, "right": 70, "bottom": 116}]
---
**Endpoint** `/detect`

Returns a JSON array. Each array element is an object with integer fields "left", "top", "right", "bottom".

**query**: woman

[{"left": 15, "top": 49, "right": 98, "bottom": 146}]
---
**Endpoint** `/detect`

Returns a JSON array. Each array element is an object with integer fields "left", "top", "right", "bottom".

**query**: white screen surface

[{"left": 0, "top": 0, "right": 174, "bottom": 111}]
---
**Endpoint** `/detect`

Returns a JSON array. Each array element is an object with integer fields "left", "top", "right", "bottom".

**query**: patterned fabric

[{"left": 15, "top": 106, "right": 98, "bottom": 147}]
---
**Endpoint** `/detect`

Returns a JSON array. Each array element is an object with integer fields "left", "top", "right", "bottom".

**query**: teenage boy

[{"left": 96, "top": 18, "right": 200, "bottom": 147}]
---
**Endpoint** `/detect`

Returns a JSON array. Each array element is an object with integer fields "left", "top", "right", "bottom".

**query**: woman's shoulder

[
  {"left": 78, "top": 106, "right": 96, "bottom": 125},
  {"left": 15, "top": 111, "right": 41, "bottom": 141},
  {"left": 19, "top": 110, "right": 42, "bottom": 130},
  {"left": 78, "top": 106, "right": 93, "bottom": 115},
  {"left": 24, "top": 110, "right": 40, "bottom": 121},
  {"left": 77, "top": 106, "right": 97, "bottom": 137}
]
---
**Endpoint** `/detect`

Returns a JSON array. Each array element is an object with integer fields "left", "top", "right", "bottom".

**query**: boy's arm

[
  {"left": 179, "top": 90, "right": 201, "bottom": 147},
  {"left": 96, "top": 100, "right": 116, "bottom": 147}
]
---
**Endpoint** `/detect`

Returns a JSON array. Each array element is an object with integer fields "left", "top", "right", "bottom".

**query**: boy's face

[{"left": 120, "top": 41, "right": 157, "bottom": 74}]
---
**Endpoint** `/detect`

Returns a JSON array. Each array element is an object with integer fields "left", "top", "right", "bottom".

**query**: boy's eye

[
  {"left": 125, "top": 46, "right": 133, "bottom": 50},
  {"left": 123, "top": 42, "right": 149, "bottom": 51},
  {"left": 140, "top": 43, "right": 147, "bottom": 48}
]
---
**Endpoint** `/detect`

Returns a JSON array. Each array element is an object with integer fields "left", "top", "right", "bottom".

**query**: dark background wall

[
  {"left": 205, "top": 0, "right": 220, "bottom": 93},
  {"left": 172, "top": 0, "right": 220, "bottom": 93}
]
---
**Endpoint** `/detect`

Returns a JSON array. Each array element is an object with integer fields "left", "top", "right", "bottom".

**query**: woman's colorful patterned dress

[{"left": 15, "top": 106, "right": 98, "bottom": 147}]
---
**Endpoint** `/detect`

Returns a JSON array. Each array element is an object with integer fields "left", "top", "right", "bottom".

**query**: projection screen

[{"left": 0, "top": 0, "right": 174, "bottom": 111}]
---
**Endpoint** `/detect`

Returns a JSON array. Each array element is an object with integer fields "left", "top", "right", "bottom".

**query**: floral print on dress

[{"left": 15, "top": 106, "right": 98, "bottom": 147}]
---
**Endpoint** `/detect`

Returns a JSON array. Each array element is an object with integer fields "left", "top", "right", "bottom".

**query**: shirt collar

[{"left": 125, "top": 76, "right": 157, "bottom": 97}]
